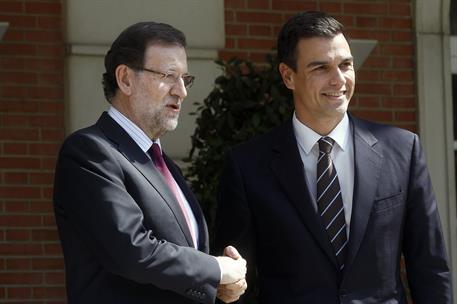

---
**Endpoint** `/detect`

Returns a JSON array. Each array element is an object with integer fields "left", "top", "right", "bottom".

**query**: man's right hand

[{"left": 215, "top": 246, "right": 247, "bottom": 284}]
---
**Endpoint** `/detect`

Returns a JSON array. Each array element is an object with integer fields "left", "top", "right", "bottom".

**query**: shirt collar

[
  {"left": 107, "top": 106, "right": 161, "bottom": 153},
  {"left": 292, "top": 112, "right": 350, "bottom": 154}
]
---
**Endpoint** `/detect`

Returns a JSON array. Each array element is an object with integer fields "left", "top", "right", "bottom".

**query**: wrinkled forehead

[{"left": 143, "top": 43, "right": 188, "bottom": 71}]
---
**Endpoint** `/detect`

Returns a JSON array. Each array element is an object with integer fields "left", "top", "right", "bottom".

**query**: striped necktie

[{"left": 317, "top": 137, "right": 348, "bottom": 270}]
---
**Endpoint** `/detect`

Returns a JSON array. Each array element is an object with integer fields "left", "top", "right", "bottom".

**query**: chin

[
  {"left": 336, "top": 106, "right": 348, "bottom": 114},
  {"left": 335, "top": 100, "right": 349, "bottom": 112},
  {"left": 165, "top": 119, "right": 179, "bottom": 131}
]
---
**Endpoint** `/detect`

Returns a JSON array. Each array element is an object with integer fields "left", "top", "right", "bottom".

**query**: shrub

[{"left": 186, "top": 55, "right": 293, "bottom": 234}]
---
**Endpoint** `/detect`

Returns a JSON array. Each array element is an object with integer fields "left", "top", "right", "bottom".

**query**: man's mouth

[
  {"left": 322, "top": 91, "right": 346, "bottom": 97},
  {"left": 167, "top": 103, "right": 180, "bottom": 111}
]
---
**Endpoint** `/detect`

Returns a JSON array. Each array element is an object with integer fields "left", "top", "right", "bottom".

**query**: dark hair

[
  {"left": 277, "top": 11, "right": 344, "bottom": 71},
  {"left": 102, "top": 22, "right": 186, "bottom": 102}
]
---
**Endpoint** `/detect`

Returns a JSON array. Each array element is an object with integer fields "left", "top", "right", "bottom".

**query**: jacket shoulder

[
  {"left": 352, "top": 115, "right": 416, "bottom": 142},
  {"left": 229, "top": 122, "right": 290, "bottom": 158}
]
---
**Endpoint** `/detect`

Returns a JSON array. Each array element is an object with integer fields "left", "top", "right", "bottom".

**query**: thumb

[{"left": 223, "top": 245, "right": 240, "bottom": 260}]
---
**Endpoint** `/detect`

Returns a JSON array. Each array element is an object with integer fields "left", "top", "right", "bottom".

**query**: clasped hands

[{"left": 215, "top": 246, "right": 248, "bottom": 303}]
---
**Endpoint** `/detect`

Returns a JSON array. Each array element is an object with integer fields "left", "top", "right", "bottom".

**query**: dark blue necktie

[{"left": 317, "top": 137, "right": 348, "bottom": 270}]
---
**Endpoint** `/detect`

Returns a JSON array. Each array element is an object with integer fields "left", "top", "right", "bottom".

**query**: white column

[{"left": 416, "top": 0, "right": 457, "bottom": 298}]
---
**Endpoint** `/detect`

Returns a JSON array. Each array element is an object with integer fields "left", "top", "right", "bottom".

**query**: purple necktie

[{"left": 149, "top": 143, "right": 196, "bottom": 247}]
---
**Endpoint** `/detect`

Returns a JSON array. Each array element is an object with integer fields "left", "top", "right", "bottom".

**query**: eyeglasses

[{"left": 136, "top": 67, "right": 195, "bottom": 89}]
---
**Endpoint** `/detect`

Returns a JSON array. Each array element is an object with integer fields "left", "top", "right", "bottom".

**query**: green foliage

[
  {"left": 186, "top": 55, "right": 291, "bottom": 304},
  {"left": 186, "top": 55, "right": 293, "bottom": 233}
]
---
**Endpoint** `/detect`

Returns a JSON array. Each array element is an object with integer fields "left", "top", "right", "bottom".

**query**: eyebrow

[{"left": 306, "top": 56, "right": 354, "bottom": 68}]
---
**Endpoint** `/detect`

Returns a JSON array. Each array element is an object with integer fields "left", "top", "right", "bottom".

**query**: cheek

[
  {"left": 296, "top": 75, "right": 315, "bottom": 91},
  {"left": 348, "top": 79, "right": 355, "bottom": 96},
  {"left": 139, "top": 91, "right": 168, "bottom": 111},
  {"left": 151, "top": 86, "right": 170, "bottom": 104},
  {"left": 346, "top": 72, "right": 355, "bottom": 86},
  {"left": 306, "top": 79, "right": 324, "bottom": 97}
]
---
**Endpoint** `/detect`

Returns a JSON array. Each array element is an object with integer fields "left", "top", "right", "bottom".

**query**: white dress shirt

[
  {"left": 292, "top": 112, "right": 354, "bottom": 237},
  {"left": 107, "top": 106, "right": 199, "bottom": 248}
]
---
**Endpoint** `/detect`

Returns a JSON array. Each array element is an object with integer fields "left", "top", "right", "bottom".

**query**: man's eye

[
  {"left": 314, "top": 66, "right": 327, "bottom": 71},
  {"left": 165, "top": 74, "right": 177, "bottom": 81},
  {"left": 340, "top": 62, "right": 353, "bottom": 69}
]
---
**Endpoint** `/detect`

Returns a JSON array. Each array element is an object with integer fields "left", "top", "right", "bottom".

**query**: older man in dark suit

[
  {"left": 216, "top": 11, "right": 452, "bottom": 304},
  {"left": 53, "top": 22, "right": 246, "bottom": 304}
]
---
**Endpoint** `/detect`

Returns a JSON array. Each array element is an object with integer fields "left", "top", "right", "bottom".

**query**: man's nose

[
  {"left": 329, "top": 67, "right": 346, "bottom": 86},
  {"left": 171, "top": 77, "right": 188, "bottom": 100}
]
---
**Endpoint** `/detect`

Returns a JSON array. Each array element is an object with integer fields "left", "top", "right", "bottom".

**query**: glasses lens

[{"left": 183, "top": 75, "right": 195, "bottom": 88}]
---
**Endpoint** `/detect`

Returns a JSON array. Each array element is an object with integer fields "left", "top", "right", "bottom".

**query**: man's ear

[
  {"left": 115, "top": 64, "right": 134, "bottom": 96},
  {"left": 279, "top": 63, "right": 295, "bottom": 90}
]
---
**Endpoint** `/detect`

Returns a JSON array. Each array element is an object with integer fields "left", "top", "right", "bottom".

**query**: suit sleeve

[
  {"left": 403, "top": 134, "right": 452, "bottom": 303},
  {"left": 215, "top": 150, "right": 257, "bottom": 303},
  {"left": 53, "top": 133, "right": 220, "bottom": 303}
]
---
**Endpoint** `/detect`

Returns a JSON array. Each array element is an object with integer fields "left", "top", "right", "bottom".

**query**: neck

[
  {"left": 111, "top": 97, "right": 163, "bottom": 140},
  {"left": 295, "top": 113, "right": 344, "bottom": 136}
]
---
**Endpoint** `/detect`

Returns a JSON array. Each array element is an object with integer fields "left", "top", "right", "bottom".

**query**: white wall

[{"left": 452, "top": 36, "right": 457, "bottom": 73}]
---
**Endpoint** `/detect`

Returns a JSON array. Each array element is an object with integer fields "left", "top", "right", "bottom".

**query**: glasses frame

[{"left": 134, "top": 66, "right": 195, "bottom": 89}]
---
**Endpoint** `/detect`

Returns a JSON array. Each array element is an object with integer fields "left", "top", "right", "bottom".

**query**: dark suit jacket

[
  {"left": 215, "top": 114, "right": 452, "bottom": 304},
  {"left": 53, "top": 113, "right": 220, "bottom": 304}
]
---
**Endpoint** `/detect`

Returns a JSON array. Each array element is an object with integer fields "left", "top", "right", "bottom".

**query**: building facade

[{"left": 0, "top": 0, "right": 455, "bottom": 302}]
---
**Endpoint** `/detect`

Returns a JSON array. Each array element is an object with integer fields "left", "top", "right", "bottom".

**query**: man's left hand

[{"left": 216, "top": 246, "right": 248, "bottom": 303}]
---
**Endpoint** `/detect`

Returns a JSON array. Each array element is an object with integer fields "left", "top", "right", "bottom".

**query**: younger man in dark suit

[
  {"left": 54, "top": 22, "right": 246, "bottom": 304},
  {"left": 216, "top": 11, "right": 452, "bottom": 304}
]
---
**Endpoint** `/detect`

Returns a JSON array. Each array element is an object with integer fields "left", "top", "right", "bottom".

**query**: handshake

[{"left": 215, "top": 246, "right": 248, "bottom": 303}]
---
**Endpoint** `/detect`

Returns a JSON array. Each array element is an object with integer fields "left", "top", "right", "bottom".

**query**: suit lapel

[
  {"left": 345, "top": 116, "right": 383, "bottom": 270},
  {"left": 96, "top": 112, "right": 195, "bottom": 248},
  {"left": 269, "top": 121, "right": 339, "bottom": 268},
  {"left": 165, "top": 155, "right": 209, "bottom": 252}
]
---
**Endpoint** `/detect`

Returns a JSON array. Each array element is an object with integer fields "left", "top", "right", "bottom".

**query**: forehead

[
  {"left": 143, "top": 43, "right": 188, "bottom": 70},
  {"left": 295, "top": 33, "right": 352, "bottom": 64}
]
